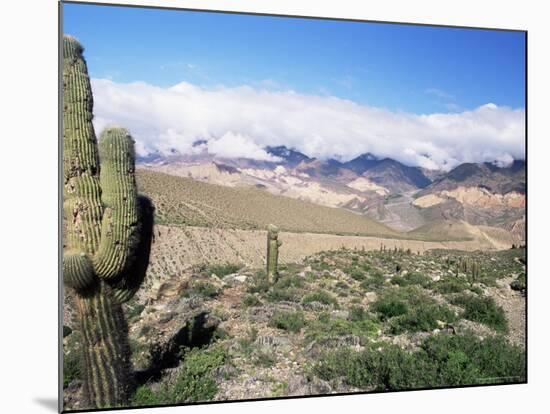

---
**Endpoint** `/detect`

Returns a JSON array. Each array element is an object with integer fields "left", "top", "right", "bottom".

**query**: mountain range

[{"left": 137, "top": 144, "right": 525, "bottom": 242}]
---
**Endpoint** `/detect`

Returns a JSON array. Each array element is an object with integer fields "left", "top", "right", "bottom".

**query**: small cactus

[
  {"left": 62, "top": 35, "right": 154, "bottom": 409},
  {"left": 266, "top": 224, "right": 282, "bottom": 283}
]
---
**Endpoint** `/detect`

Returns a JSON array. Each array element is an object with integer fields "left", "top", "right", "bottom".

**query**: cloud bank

[{"left": 91, "top": 79, "right": 525, "bottom": 170}]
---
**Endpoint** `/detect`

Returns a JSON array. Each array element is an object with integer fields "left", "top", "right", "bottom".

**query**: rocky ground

[{"left": 63, "top": 246, "right": 526, "bottom": 410}]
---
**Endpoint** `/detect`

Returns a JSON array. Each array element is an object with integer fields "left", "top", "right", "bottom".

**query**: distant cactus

[
  {"left": 62, "top": 35, "right": 154, "bottom": 408},
  {"left": 266, "top": 224, "right": 282, "bottom": 283}
]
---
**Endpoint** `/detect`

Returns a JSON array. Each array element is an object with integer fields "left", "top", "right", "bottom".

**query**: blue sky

[{"left": 63, "top": 2, "right": 525, "bottom": 115}]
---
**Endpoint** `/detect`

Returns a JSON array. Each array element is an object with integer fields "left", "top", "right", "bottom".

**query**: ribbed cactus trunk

[
  {"left": 266, "top": 224, "right": 282, "bottom": 283},
  {"left": 62, "top": 35, "right": 154, "bottom": 409}
]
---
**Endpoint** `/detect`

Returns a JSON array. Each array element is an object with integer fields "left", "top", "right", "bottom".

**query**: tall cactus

[
  {"left": 62, "top": 35, "right": 154, "bottom": 408},
  {"left": 266, "top": 224, "right": 282, "bottom": 283}
]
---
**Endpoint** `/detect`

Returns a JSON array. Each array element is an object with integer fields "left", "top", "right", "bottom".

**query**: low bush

[
  {"left": 391, "top": 272, "right": 432, "bottom": 289},
  {"left": 242, "top": 294, "right": 262, "bottom": 307},
  {"left": 269, "top": 311, "right": 306, "bottom": 333},
  {"left": 451, "top": 294, "right": 507, "bottom": 332},
  {"left": 302, "top": 290, "right": 338, "bottom": 307},
  {"left": 359, "top": 272, "right": 386, "bottom": 291},
  {"left": 313, "top": 332, "right": 525, "bottom": 390},
  {"left": 132, "top": 346, "right": 228, "bottom": 405},
  {"left": 372, "top": 287, "right": 457, "bottom": 333},
  {"left": 306, "top": 310, "right": 380, "bottom": 345}
]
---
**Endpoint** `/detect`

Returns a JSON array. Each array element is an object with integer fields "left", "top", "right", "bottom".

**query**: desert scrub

[
  {"left": 359, "top": 272, "right": 386, "bottom": 291},
  {"left": 305, "top": 311, "right": 380, "bottom": 345},
  {"left": 242, "top": 294, "right": 262, "bottom": 307},
  {"left": 344, "top": 266, "right": 366, "bottom": 281},
  {"left": 246, "top": 271, "right": 270, "bottom": 294},
  {"left": 265, "top": 274, "right": 304, "bottom": 302},
  {"left": 200, "top": 263, "right": 242, "bottom": 277},
  {"left": 313, "top": 332, "right": 525, "bottom": 390},
  {"left": 451, "top": 294, "right": 507, "bottom": 332},
  {"left": 63, "top": 348, "right": 83, "bottom": 388},
  {"left": 372, "top": 287, "right": 456, "bottom": 333},
  {"left": 182, "top": 281, "right": 220, "bottom": 299},
  {"left": 510, "top": 273, "right": 526, "bottom": 293},
  {"left": 269, "top": 310, "right": 306, "bottom": 333},
  {"left": 391, "top": 272, "right": 432, "bottom": 289},
  {"left": 132, "top": 346, "right": 228, "bottom": 405},
  {"left": 302, "top": 290, "right": 339, "bottom": 307},
  {"left": 433, "top": 276, "right": 474, "bottom": 294},
  {"left": 125, "top": 301, "right": 146, "bottom": 322}
]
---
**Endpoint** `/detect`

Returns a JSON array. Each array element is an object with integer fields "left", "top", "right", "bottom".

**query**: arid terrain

[{"left": 63, "top": 160, "right": 526, "bottom": 410}]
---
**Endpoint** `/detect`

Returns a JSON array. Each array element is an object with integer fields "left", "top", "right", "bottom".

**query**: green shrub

[
  {"left": 270, "top": 311, "right": 305, "bottom": 333},
  {"left": 247, "top": 272, "right": 270, "bottom": 294},
  {"left": 188, "top": 281, "right": 220, "bottom": 298},
  {"left": 63, "top": 350, "right": 82, "bottom": 388},
  {"left": 389, "top": 303, "right": 457, "bottom": 334},
  {"left": 345, "top": 267, "right": 366, "bottom": 281},
  {"left": 372, "top": 297, "right": 408, "bottom": 320},
  {"left": 171, "top": 346, "right": 227, "bottom": 402},
  {"left": 242, "top": 294, "right": 262, "bottom": 307},
  {"left": 391, "top": 272, "right": 432, "bottom": 288},
  {"left": 372, "top": 287, "right": 456, "bottom": 333},
  {"left": 306, "top": 310, "right": 380, "bottom": 344},
  {"left": 133, "top": 346, "right": 228, "bottom": 405},
  {"left": 433, "top": 277, "right": 470, "bottom": 294},
  {"left": 131, "top": 385, "right": 165, "bottom": 406},
  {"left": 126, "top": 303, "right": 146, "bottom": 321},
  {"left": 275, "top": 274, "right": 304, "bottom": 289},
  {"left": 451, "top": 294, "right": 507, "bottom": 332},
  {"left": 266, "top": 287, "right": 301, "bottom": 303},
  {"left": 313, "top": 332, "right": 525, "bottom": 390},
  {"left": 302, "top": 290, "right": 338, "bottom": 307},
  {"left": 360, "top": 272, "right": 386, "bottom": 290}
]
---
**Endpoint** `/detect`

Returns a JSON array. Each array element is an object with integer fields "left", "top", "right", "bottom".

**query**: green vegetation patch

[
  {"left": 306, "top": 310, "right": 380, "bottom": 345},
  {"left": 302, "top": 290, "right": 339, "bottom": 307},
  {"left": 372, "top": 287, "right": 457, "bottom": 334},
  {"left": 183, "top": 281, "right": 220, "bottom": 299},
  {"left": 132, "top": 346, "right": 228, "bottom": 406},
  {"left": 269, "top": 310, "right": 306, "bottom": 333},
  {"left": 200, "top": 263, "right": 243, "bottom": 277},
  {"left": 391, "top": 272, "right": 432, "bottom": 289},
  {"left": 313, "top": 332, "right": 525, "bottom": 390},
  {"left": 451, "top": 294, "right": 507, "bottom": 332}
]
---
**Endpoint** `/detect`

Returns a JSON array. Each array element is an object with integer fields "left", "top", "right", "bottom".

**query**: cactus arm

[
  {"left": 63, "top": 251, "right": 96, "bottom": 291},
  {"left": 63, "top": 35, "right": 103, "bottom": 255},
  {"left": 93, "top": 127, "right": 140, "bottom": 279},
  {"left": 111, "top": 195, "right": 155, "bottom": 304}
]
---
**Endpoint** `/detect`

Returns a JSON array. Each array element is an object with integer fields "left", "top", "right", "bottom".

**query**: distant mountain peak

[{"left": 265, "top": 145, "right": 312, "bottom": 167}]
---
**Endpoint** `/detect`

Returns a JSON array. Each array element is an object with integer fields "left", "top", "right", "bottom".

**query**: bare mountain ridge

[{"left": 138, "top": 145, "right": 524, "bottom": 240}]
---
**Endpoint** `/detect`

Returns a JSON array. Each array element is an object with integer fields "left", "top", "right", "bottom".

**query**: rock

[
  {"left": 234, "top": 275, "right": 247, "bottom": 283},
  {"left": 287, "top": 375, "right": 332, "bottom": 396},
  {"left": 305, "top": 335, "right": 362, "bottom": 358},
  {"left": 364, "top": 292, "right": 378, "bottom": 303},
  {"left": 331, "top": 310, "right": 349, "bottom": 320},
  {"left": 255, "top": 335, "right": 292, "bottom": 352},
  {"left": 303, "top": 301, "right": 330, "bottom": 311}
]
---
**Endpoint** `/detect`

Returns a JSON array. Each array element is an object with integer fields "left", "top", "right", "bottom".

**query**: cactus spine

[
  {"left": 266, "top": 224, "right": 282, "bottom": 283},
  {"left": 62, "top": 35, "right": 154, "bottom": 408}
]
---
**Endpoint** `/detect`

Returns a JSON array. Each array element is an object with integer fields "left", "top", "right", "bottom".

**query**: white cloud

[
  {"left": 207, "top": 132, "right": 280, "bottom": 161},
  {"left": 91, "top": 78, "right": 525, "bottom": 170}
]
